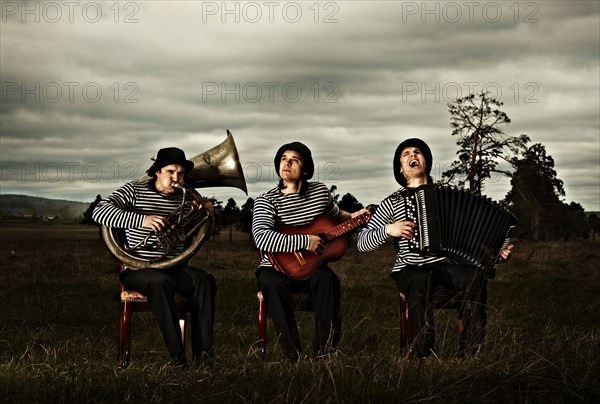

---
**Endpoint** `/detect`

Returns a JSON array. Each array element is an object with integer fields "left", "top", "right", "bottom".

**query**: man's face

[
  {"left": 399, "top": 146, "right": 427, "bottom": 177},
  {"left": 155, "top": 164, "right": 186, "bottom": 194},
  {"left": 279, "top": 150, "right": 304, "bottom": 183}
]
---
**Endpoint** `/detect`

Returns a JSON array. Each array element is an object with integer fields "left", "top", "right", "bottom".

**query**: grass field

[{"left": 0, "top": 220, "right": 598, "bottom": 403}]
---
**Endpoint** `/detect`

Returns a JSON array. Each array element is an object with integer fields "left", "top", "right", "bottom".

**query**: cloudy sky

[{"left": 1, "top": 0, "right": 599, "bottom": 211}]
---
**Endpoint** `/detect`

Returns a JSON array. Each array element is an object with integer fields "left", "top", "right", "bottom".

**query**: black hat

[
  {"left": 393, "top": 138, "right": 433, "bottom": 186},
  {"left": 147, "top": 147, "right": 194, "bottom": 176},
  {"left": 274, "top": 141, "right": 314, "bottom": 180}
]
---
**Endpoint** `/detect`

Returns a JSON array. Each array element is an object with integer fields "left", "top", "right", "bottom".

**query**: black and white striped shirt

[
  {"left": 92, "top": 177, "right": 186, "bottom": 260},
  {"left": 357, "top": 186, "right": 447, "bottom": 272},
  {"left": 252, "top": 181, "right": 340, "bottom": 268}
]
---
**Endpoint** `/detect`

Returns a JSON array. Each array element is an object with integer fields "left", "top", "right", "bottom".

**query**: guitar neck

[{"left": 324, "top": 212, "right": 370, "bottom": 240}]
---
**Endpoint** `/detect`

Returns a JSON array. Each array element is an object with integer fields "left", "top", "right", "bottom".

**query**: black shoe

[
  {"left": 457, "top": 346, "right": 481, "bottom": 358},
  {"left": 315, "top": 347, "right": 337, "bottom": 359},
  {"left": 284, "top": 348, "right": 302, "bottom": 363},
  {"left": 192, "top": 352, "right": 214, "bottom": 367},
  {"left": 409, "top": 348, "right": 432, "bottom": 359},
  {"left": 169, "top": 353, "right": 188, "bottom": 369}
]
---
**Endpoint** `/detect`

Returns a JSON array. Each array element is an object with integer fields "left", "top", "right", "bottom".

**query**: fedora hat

[{"left": 147, "top": 147, "right": 194, "bottom": 175}]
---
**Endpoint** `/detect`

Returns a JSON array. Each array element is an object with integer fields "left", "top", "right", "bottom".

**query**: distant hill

[{"left": 0, "top": 194, "right": 93, "bottom": 220}]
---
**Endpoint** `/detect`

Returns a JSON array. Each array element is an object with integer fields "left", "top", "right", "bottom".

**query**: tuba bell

[{"left": 101, "top": 130, "right": 247, "bottom": 269}]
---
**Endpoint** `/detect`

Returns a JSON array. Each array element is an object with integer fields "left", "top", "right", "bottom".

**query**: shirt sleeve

[
  {"left": 251, "top": 195, "right": 311, "bottom": 253},
  {"left": 357, "top": 197, "right": 394, "bottom": 252},
  {"left": 91, "top": 182, "right": 146, "bottom": 229}
]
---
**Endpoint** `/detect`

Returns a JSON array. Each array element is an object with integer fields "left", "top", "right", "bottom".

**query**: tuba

[{"left": 101, "top": 130, "right": 247, "bottom": 269}]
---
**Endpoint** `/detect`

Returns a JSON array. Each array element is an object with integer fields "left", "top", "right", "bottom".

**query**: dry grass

[{"left": 0, "top": 220, "right": 598, "bottom": 403}]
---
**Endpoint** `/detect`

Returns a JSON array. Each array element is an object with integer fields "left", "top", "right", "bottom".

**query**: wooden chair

[
  {"left": 117, "top": 264, "right": 189, "bottom": 368},
  {"left": 392, "top": 240, "right": 464, "bottom": 350},
  {"left": 398, "top": 292, "right": 464, "bottom": 348},
  {"left": 256, "top": 290, "right": 314, "bottom": 355}
]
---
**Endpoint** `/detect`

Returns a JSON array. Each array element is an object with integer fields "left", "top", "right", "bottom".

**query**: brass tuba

[{"left": 101, "top": 130, "right": 247, "bottom": 269}]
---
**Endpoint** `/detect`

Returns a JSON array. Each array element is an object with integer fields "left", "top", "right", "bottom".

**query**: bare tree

[{"left": 442, "top": 92, "right": 529, "bottom": 193}]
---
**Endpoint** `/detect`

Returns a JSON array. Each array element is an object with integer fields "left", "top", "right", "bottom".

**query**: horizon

[{"left": 1, "top": 190, "right": 599, "bottom": 215}]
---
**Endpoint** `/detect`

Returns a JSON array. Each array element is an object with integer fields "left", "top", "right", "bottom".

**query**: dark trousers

[
  {"left": 391, "top": 262, "right": 487, "bottom": 357},
  {"left": 257, "top": 266, "right": 341, "bottom": 360},
  {"left": 120, "top": 266, "right": 216, "bottom": 358}
]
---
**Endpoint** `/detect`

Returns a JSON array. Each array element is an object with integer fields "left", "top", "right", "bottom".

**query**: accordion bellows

[{"left": 407, "top": 184, "right": 518, "bottom": 275}]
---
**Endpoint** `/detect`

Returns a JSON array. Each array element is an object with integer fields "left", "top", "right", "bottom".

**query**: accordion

[{"left": 403, "top": 184, "right": 518, "bottom": 274}]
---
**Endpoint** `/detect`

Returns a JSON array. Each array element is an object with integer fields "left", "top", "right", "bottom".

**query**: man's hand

[
  {"left": 498, "top": 244, "right": 514, "bottom": 263},
  {"left": 351, "top": 207, "right": 373, "bottom": 219},
  {"left": 192, "top": 197, "right": 214, "bottom": 215},
  {"left": 386, "top": 221, "right": 416, "bottom": 239},
  {"left": 143, "top": 215, "right": 168, "bottom": 233},
  {"left": 306, "top": 234, "right": 325, "bottom": 255},
  {"left": 200, "top": 198, "right": 214, "bottom": 215}
]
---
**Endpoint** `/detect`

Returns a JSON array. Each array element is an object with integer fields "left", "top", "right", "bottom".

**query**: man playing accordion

[{"left": 357, "top": 138, "right": 513, "bottom": 358}]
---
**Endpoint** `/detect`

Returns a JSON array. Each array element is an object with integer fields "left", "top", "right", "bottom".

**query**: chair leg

[
  {"left": 257, "top": 292, "right": 267, "bottom": 354},
  {"left": 178, "top": 307, "right": 186, "bottom": 348},
  {"left": 119, "top": 301, "right": 133, "bottom": 369},
  {"left": 118, "top": 301, "right": 125, "bottom": 362},
  {"left": 399, "top": 294, "right": 413, "bottom": 348},
  {"left": 400, "top": 293, "right": 465, "bottom": 352}
]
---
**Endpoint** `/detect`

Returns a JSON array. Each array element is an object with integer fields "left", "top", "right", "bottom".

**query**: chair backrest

[{"left": 118, "top": 264, "right": 125, "bottom": 294}]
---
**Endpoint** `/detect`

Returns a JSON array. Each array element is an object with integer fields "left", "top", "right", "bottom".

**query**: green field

[{"left": 0, "top": 221, "right": 598, "bottom": 403}]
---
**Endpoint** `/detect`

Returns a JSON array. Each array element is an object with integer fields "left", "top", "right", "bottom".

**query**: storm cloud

[{"left": 1, "top": 1, "right": 598, "bottom": 211}]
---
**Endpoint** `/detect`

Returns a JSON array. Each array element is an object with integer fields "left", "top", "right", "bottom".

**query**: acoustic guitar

[{"left": 267, "top": 211, "right": 372, "bottom": 280}]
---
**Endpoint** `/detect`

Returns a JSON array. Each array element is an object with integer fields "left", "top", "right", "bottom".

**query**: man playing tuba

[{"left": 93, "top": 147, "right": 216, "bottom": 368}]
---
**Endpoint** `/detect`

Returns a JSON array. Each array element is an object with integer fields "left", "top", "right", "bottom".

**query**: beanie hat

[
  {"left": 393, "top": 138, "right": 433, "bottom": 186},
  {"left": 274, "top": 141, "right": 314, "bottom": 180}
]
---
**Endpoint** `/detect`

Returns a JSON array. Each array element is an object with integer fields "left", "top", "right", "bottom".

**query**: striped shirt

[
  {"left": 92, "top": 177, "right": 186, "bottom": 260},
  {"left": 252, "top": 181, "right": 340, "bottom": 268},
  {"left": 357, "top": 185, "right": 447, "bottom": 272}
]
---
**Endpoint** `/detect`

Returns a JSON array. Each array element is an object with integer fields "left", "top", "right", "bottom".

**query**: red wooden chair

[
  {"left": 117, "top": 264, "right": 189, "bottom": 368},
  {"left": 398, "top": 292, "right": 464, "bottom": 348},
  {"left": 256, "top": 290, "right": 314, "bottom": 355}
]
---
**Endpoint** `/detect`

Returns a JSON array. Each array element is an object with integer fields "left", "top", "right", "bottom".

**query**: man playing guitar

[{"left": 252, "top": 141, "right": 370, "bottom": 361}]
